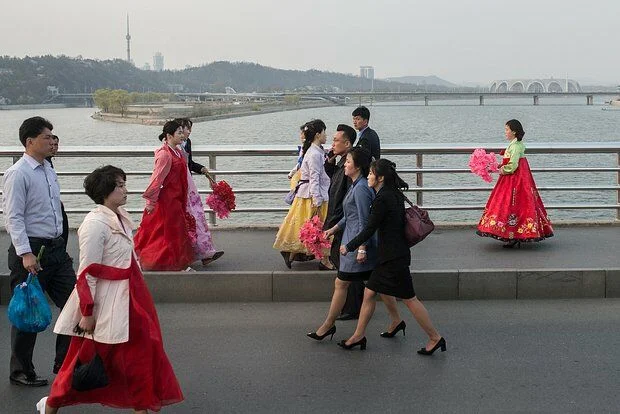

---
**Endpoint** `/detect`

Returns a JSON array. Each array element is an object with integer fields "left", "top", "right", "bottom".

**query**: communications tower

[{"left": 126, "top": 14, "right": 131, "bottom": 63}]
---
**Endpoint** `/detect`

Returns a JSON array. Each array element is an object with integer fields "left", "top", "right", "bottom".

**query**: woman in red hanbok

[
  {"left": 134, "top": 121, "right": 194, "bottom": 270},
  {"left": 38, "top": 165, "right": 183, "bottom": 413},
  {"left": 477, "top": 119, "right": 554, "bottom": 248}
]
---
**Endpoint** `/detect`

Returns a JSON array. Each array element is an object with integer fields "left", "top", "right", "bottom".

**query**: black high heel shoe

[
  {"left": 417, "top": 337, "right": 446, "bottom": 355},
  {"left": 380, "top": 320, "right": 406, "bottom": 338},
  {"left": 337, "top": 337, "right": 367, "bottom": 350},
  {"left": 307, "top": 325, "right": 336, "bottom": 341},
  {"left": 502, "top": 240, "right": 521, "bottom": 249},
  {"left": 280, "top": 251, "right": 293, "bottom": 269}
]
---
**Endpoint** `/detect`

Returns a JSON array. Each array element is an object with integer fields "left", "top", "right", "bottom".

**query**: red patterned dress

[
  {"left": 134, "top": 144, "right": 194, "bottom": 270},
  {"left": 476, "top": 139, "right": 554, "bottom": 242}
]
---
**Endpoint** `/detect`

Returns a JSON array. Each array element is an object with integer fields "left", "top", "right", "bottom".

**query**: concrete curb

[{"left": 3, "top": 268, "right": 620, "bottom": 304}]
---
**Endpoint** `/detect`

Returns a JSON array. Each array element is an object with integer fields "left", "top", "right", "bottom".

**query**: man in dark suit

[
  {"left": 323, "top": 124, "right": 356, "bottom": 269},
  {"left": 45, "top": 135, "right": 69, "bottom": 250},
  {"left": 352, "top": 106, "right": 380, "bottom": 161},
  {"left": 174, "top": 118, "right": 210, "bottom": 175}
]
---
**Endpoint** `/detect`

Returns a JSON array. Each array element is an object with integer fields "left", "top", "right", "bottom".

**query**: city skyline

[{"left": 2, "top": 0, "right": 619, "bottom": 85}]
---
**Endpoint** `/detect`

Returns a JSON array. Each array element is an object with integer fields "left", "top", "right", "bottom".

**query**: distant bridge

[
  {"left": 490, "top": 78, "right": 582, "bottom": 93},
  {"left": 49, "top": 90, "right": 620, "bottom": 107}
]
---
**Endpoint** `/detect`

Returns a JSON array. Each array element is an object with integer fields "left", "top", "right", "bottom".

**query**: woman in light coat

[{"left": 38, "top": 165, "right": 183, "bottom": 414}]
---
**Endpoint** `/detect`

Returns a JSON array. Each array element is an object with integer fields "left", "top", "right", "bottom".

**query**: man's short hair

[
  {"left": 351, "top": 106, "right": 370, "bottom": 121},
  {"left": 336, "top": 124, "right": 357, "bottom": 146},
  {"left": 173, "top": 117, "right": 193, "bottom": 128},
  {"left": 19, "top": 116, "right": 53, "bottom": 147}
]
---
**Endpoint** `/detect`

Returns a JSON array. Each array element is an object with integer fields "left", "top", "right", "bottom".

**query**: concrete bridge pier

[
  {"left": 587, "top": 95, "right": 594, "bottom": 105},
  {"left": 533, "top": 95, "right": 539, "bottom": 106},
  {"left": 424, "top": 96, "right": 429, "bottom": 106},
  {"left": 479, "top": 95, "right": 484, "bottom": 106}
]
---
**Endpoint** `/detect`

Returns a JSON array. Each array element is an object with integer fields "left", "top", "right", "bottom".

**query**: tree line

[{"left": 0, "top": 55, "right": 465, "bottom": 105}]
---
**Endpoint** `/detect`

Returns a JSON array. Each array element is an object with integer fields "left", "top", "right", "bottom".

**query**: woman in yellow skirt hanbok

[{"left": 274, "top": 119, "right": 332, "bottom": 270}]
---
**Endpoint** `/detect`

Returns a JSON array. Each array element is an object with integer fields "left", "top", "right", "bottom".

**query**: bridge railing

[{"left": 0, "top": 143, "right": 619, "bottom": 224}]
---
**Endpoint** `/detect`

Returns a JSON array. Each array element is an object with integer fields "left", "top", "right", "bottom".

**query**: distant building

[
  {"left": 360, "top": 66, "right": 374, "bottom": 80},
  {"left": 153, "top": 52, "right": 164, "bottom": 72},
  {"left": 359, "top": 66, "right": 374, "bottom": 91},
  {"left": 142, "top": 62, "right": 151, "bottom": 71}
]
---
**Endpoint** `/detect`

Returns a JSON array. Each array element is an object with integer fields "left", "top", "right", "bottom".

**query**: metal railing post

[
  {"left": 416, "top": 153, "right": 423, "bottom": 206},
  {"left": 208, "top": 154, "right": 217, "bottom": 225},
  {"left": 617, "top": 152, "right": 620, "bottom": 221}
]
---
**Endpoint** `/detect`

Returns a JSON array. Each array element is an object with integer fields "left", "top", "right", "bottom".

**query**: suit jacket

[
  {"left": 346, "top": 186, "right": 410, "bottom": 265},
  {"left": 336, "top": 177, "right": 377, "bottom": 272},
  {"left": 184, "top": 137, "right": 206, "bottom": 174},
  {"left": 323, "top": 156, "right": 351, "bottom": 229},
  {"left": 357, "top": 127, "right": 381, "bottom": 160}
]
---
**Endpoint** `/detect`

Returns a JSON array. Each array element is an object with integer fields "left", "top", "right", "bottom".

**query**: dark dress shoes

[
  {"left": 336, "top": 313, "right": 359, "bottom": 321},
  {"left": 9, "top": 372, "right": 48, "bottom": 387}
]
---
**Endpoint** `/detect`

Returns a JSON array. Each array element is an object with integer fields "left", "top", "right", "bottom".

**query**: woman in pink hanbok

[{"left": 175, "top": 118, "right": 224, "bottom": 266}]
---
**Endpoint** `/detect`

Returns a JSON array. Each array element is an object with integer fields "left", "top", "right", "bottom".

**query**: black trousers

[
  {"left": 330, "top": 230, "right": 364, "bottom": 316},
  {"left": 8, "top": 237, "right": 76, "bottom": 377}
]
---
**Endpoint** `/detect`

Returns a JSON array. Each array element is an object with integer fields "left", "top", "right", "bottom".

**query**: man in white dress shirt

[{"left": 3, "top": 117, "right": 76, "bottom": 386}]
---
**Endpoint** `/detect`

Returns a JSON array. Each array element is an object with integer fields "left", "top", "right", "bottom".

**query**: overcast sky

[{"left": 3, "top": 0, "right": 619, "bottom": 85}]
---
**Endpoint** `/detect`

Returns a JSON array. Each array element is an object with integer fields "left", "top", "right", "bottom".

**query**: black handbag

[
  {"left": 403, "top": 195, "right": 435, "bottom": 247},
  {"left": 72, "top": 333, "right": 109, "bottom": 392}
]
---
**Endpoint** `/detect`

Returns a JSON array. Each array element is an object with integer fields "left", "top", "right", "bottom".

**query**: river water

[{"left": 0, "top": 96, "right": 618, "bottom": 225}]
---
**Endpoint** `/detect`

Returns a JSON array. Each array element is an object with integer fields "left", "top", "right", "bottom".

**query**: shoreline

[{"left": 91, "top": 101, "right": 337, "bottom": 125}]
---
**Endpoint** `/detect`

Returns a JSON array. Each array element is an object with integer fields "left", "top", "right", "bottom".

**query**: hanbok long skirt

[
  {"left": 273, "top": 197, "right": 328, "bottom": 255},
  {"left": 477, "top": 157, "right": 554, "bottom": 242},
  {"left": 186, "top": 170, "right": 218, "bottom": 260},
  {"left": 46, "top": 261, "right": 184, "bottom": 411},
  {"left": 134, "top": 153, "right": 194, "bottom": 270}
]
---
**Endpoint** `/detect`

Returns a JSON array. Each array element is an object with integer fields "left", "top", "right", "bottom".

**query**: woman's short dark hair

[
  {"left": 370, "top": 158, "right": 409, "bottom": 192},
  {"left": 18, "top": 116, "right": 53, "bottom": 147},
  {"left": 348, "top": 146, "right": 371, "bottom": 177},
  {"left": 506, "top": 119, "right": 525, "bottom": 140},
  {"left": 159, "top": 120, "right": 182, "bottom": 141},
  {"left": 84, "top": 165, "right": 127, "bottom": 205},
  {"left": 301, "top": 119, "right": 327, "bottom": 156}
]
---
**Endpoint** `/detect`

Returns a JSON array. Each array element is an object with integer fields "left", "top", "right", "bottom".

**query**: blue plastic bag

[{"left": 8, "top": 273, "right": 52, "bottom": 333}]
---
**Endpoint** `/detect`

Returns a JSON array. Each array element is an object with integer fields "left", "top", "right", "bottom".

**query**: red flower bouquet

[
  {"left": 469, "top": 148, "right": 499, "bottom": 183},
  {"left": 299, "top": 215, "right": 331, "bottom": 259},
  {"left": 205, "top": 174, "right": 236, "bottom": 219}
]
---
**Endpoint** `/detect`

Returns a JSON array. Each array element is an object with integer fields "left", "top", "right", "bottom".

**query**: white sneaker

[{"left": 36, "top": 396, "right": 48, "bottom": 413}]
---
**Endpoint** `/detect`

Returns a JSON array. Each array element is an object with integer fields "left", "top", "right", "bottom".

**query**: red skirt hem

[
  {"left": 477, "top": 158, "right": 554, "bottom": 242},
  {"left": 47, "top": 264, "right": 183, "bottom": 410}
]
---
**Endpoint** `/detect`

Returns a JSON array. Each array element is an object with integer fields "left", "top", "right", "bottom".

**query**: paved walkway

[
  {"left": 1, "top": 224, "right": 619, "bottom": 274},
  {"left": 1, "top": 300, "right": 620, "bottom": 413},
  {"left": 1, "top": 225, "right": 619, "bottom": 303}
]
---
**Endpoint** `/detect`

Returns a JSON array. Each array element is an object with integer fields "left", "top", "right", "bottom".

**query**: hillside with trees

[{"left": 0, "top": 55, "right": 467, "bottom": 105}]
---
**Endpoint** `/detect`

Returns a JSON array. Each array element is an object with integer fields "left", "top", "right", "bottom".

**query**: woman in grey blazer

[{"left": 307, "top": 147, "right": 376, "bottom": 341}]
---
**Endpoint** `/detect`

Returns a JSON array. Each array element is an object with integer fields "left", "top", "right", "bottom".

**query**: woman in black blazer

[{"left": 338, "top": 159, "right": 445, "bottom": 355}]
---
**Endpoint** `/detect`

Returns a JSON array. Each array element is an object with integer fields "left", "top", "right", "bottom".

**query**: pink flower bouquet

[
  {"left": 205, "top": 174, "right": 236, "bottom": 219},
  {"left": 299, "top": 215, "right": 331, "bottom": 260},
  {"left": 469, "top": 148, "right": 499, "bottom": 182}
]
